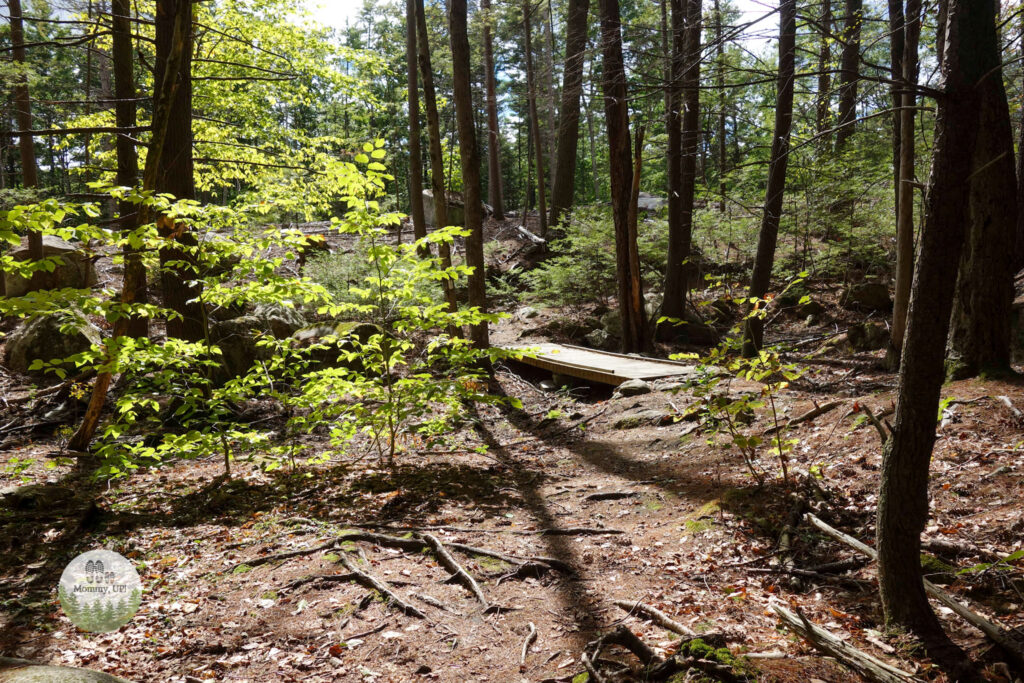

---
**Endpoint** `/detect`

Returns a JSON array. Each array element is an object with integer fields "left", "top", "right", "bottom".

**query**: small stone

[
  {"left": 584, "top": 328, "right": 612, "bottom": 349},
  {"left": 614, "top": 379, "right": 651, "bottom": 397},
  {"left": 516, "top": 306, "right": 539, "bottom": 320}
]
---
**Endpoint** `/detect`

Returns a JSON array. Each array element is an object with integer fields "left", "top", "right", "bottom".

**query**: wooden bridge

[{"left": 503, "top": 343, "right": 697, "bottom": 386}]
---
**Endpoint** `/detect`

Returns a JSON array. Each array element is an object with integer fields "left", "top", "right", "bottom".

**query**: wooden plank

[{"left": 504, "top": 343, "right": 696, "bottom": 386}]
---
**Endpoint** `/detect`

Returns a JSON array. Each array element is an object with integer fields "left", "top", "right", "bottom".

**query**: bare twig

[
  {"left": 520, "top": 622, "right": 537, "bottom": 671},
  {"left": 612, "top": 599, "right": 697, "bottom": 637}
]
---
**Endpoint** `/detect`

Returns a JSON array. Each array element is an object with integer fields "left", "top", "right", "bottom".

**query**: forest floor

[{"left": 1, "top": 217, "right": 1023, "bottom": 683}]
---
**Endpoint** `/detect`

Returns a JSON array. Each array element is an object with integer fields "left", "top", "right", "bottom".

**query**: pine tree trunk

[
  {"left": 548, "top": 0, "right": 590, "bottom": 227},
  {"left": 889, "top": 0, "right": 921, "bottom": 365},
  {"left": 715, "top": 0, "right": 726, "bottom": 213},
  {"left": 816, "top": 0, "right": 832, "bottom": 138},
  {"left": 887, "top": 0, "right": 905, "bottom": 215},
  {"left": 449, "top": 0, "right": 489, "bottom": 349},
  {"left": 835, "top": 0, "right": 862, "bottom": 148},
  {"left": 877, "top": 1, "right": 993, "bottom": 676},
  {"left": 947, "top": 33, "right": 1018, "bottom": 378},
  {"left": 742, "top": 0, "right": 796, "bottom": 356},
  {"left": 481, "top": 0, "right": 505, "bottom": 220},
  {"left": 599, "top": 0, "right": 646, "bottom": 352},
  {"left": 405, "top": 0, "right": 428, "bottom": 252},
  {"left": 524, "top": 0, "right": 549, "bottom": 240},
  {"left": 8, "top": 0, "right": 44, "bottom": 288},
  {"left": 155, "top": 0, "right": 204, "bottom": 342},
  {"left": 113, "top": 0, "right": 148, "bottom": 338},
  {"left": 662, "top": 0, "right": 702, "bottom": 326},
  {"left": 415, "top": 0, "right": 460, "bottom": 329}
]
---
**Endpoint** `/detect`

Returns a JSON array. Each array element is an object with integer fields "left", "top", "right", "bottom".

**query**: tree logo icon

[{"left": 59, "top": 550, "right": 142, "bottom": 633}]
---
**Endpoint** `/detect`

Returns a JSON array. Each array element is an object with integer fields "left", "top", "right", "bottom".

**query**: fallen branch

[
  {"left": 337, "top": 553, "right": 426, "bottom": 619},
  {"left": 514, "top": 224, "right": 546, "bottom": 245},
  {"left": 420, "top": 532, "right": 491, "bottom": 611},
  {"left": 764, "top": 400, "right": 845, "bottom": 435},
  {"left": 860, "top": 405, "right": 890, "bottom": 444},
  {"left": 520, "top": 622, "right": 537, "bottom": 672},
  {"left": 772, "top": 602, "right": 922, "bottom": 683},
  {"left": 613, "top": 599, "right": 696, "bottom": 637},
  {"left": 995, "top": 395, "right": 1022, "bottom": 421},
  {"left": 806, "top": 513, "right": 1024, "bottom": 669}
]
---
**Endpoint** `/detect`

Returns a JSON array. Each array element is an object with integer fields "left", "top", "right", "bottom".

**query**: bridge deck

[{"left": 504, "top": 343, "right": 696, "bottom": 386}]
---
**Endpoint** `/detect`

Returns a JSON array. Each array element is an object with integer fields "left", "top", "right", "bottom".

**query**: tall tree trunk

[
  {"left": 599, "top": 0, "right": 646, "bottom": 352},
  {"left": 889, "top": 0, "right": 921, "bottom": 365},
  {"left": 715, "top": 0, "right": 726, "bottom": 213},
  {"left": 946, "top": 22, "right": 1018, "bottom": 378},
  {"left": 113, "top": 0, "right": 147, "bottom": 338},
  {"left": 549, "top": 0, "right": 590, "bottom": 227},
  {"left": 888, "top": 0, "right": 905, "bottom": 215},
  {"left": 69, "top": 0, "right": 193, "bottom": 452},
  {"left": 1016, "top": 9, "right": 1024, "bottom": 273},
  {"left": 406, "top": 0, "right": 428, "bottom": 252},
  {"left": 415, "top": 0, "right": 460, "bottom": 329},
  {"left": 155, "top": 0, "right": 203, "bottom": 342},
  {"left": 742, "top": 0, "right": 796, "bottom": 356},
  {"left": 662, "top": 0, "right": 702, "bottom": 327},
  {"left": 524, "top": 0, "right": 549, "bottom": 240},
  {"left": 481, "top": 0, "right": 505, "bottom": 220},
  {"left": 876, "top": 4, "right": 993, "bottom": 678},
  {"left": 449, "top": 0, "right": 489, "bottom": 349},
  {"left": 542, "top": 0, "right": 559, "bottom": 194},
  {"left": 8, "top": 0, "right": 44, "bottom": 289},
  {"left": 835, "top": 0, "right": 862, "bottom": 148},
  {"left": 815, "top": 0, "right": 832, "bottom": 138}
]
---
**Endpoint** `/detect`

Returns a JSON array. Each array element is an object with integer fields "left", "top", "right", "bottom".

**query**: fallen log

[
  {"left": 806, "top": 513, "right": 1024, "bottom": 669},
  {"left": 772, "top": 603, "right": 923, "bottom": 683}
]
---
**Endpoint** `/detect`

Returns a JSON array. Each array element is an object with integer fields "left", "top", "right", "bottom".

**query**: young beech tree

[
  {"left": 741, "top": 0, "right": 795, "bottom": 356},
  {"left": 876, "top": 0, "right": 997, "bottom": 677}
]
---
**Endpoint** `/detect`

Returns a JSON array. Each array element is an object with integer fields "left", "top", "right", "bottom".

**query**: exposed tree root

[
  {"left": 336, "top": 553, "right": 426, "bottom": 619},
  {"left": 420, "top": 532, "right": 491, "bottom": 610}
]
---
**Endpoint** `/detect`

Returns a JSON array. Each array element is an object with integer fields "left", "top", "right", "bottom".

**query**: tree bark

[
  {"left": 876, "top": 1, "right": 992, "bottom": 677},
  {"left": 947, "top": 33, "right": 1018, "bottom": 378},
  {"left": 155, "top": 0, "right": 204, "bottom": 342},
  {"left": 887, "top": 0, "right": 905, "bottom": 215},
  {"left": 888, "top": 0, "right": 921, "bottom": 366},
  {"left": 599, "top": 0, "right": 646, "bottom": 352},
  {"left": 481, "top": 0, "right": 505, "bottom": 220},
  {"left": 112, "top": 0, "right": 147, "bottom": 338},
  {"left": 715, "top": 0, "right": 726, "bottom": 213},
  {"left": 1018, "top": 7, "right": 1024, "bottom": 273},
  {"left": 662, "top": 0, "right": 702, "bottom": 327},
  {"left": 449, "top": 0, "right": 489, "bottom": 349},
  {"left": 548, "top": 0, "right": 590, "bottom": 227},
  {"left": 815, "top": 0, "right": 832, "bottom": 139},
  {"left": 8, "top": 0, "right": 45, "bottom": 291},
  {"left": 414, "top": 0, "right": 460, "bottom": 330},
  {"left": 524, "top": 0, "right": 549, "bottom": 240},
  {"left": 742, "top": 0, "right": 796, "bottom": 356},
  {"left": 405, "top": 0, "right": 428, "bottom": 253},
  {"left": 835, "top": 0, "right": 862, "bottom": 148}
]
